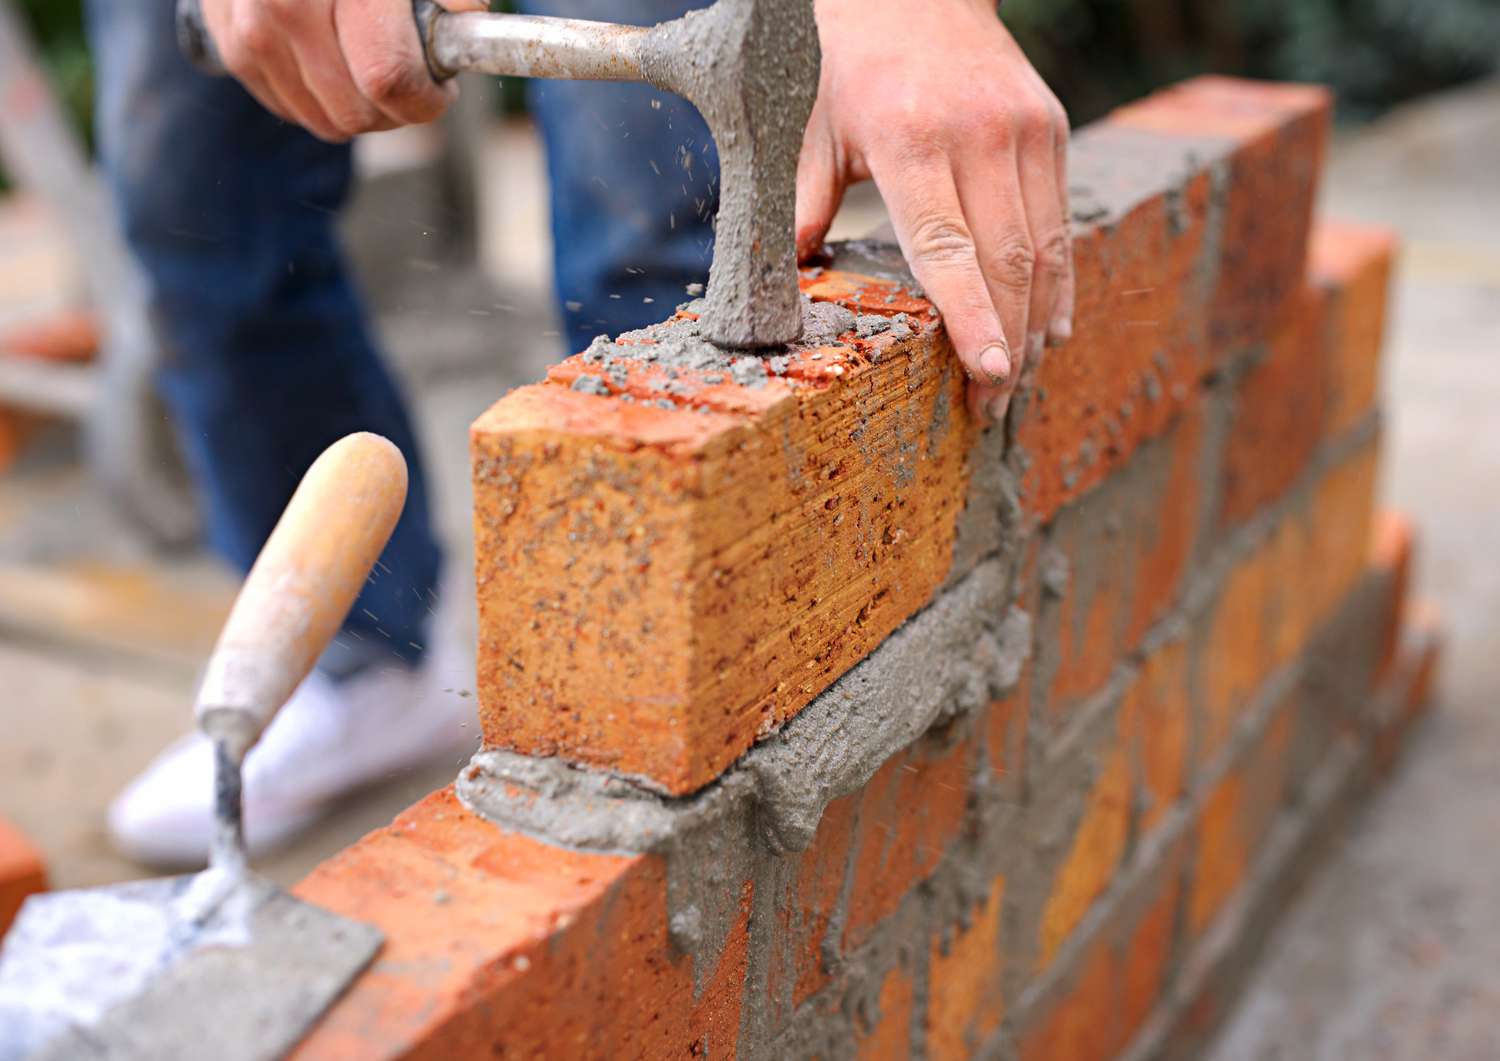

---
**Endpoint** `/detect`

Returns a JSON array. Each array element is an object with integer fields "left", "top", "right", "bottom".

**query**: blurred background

[{"left": 1, "top": 1, "right": 1498, "bottom": 1054}]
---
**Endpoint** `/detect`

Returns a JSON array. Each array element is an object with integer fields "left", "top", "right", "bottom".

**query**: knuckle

[
  {"left": 1015, "top": 99, "right": 1054, "bottom": 150},
  {"left": 356, "top": 57, "right": 429, "bottom": 111},
  {"left": 909, "top": 212, "right": 979, "bottom": 269},
  {"left": 983, "top": 235, "right": 1037, "bottom": 290},
  {"left": 232, "top": 10, "right": 275, "bottom": 57},
  {"left": 1035, "top": 228, "right": 1072, "bottom": 278}
]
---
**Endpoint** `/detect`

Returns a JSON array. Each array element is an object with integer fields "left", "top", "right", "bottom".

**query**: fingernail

[
  {"left": 987, "top": 393, "right": 1011, "bottom": 423},
  {"left": 979, "top": 343, "right": 1010, "bottom": 385},
  {"left": 1048, "top": 316, "right": 1073, "bottom": 346}
]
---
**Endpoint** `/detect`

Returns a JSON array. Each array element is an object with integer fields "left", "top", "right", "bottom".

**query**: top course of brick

[{"left": 470, "top": 76, "right": 1332, "bottom": 796}]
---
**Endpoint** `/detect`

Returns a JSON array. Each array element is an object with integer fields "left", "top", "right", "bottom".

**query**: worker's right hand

[{"left": 199, "top": 0, "right": 485, "bottom": 142}]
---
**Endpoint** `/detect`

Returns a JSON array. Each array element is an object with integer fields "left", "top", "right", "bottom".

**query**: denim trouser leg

[
  {"left": 85, "top": 0, "right": 442, "bottom": 669},
  {"left": 518, "top": 0, "right": 720, "bottom": 354}
]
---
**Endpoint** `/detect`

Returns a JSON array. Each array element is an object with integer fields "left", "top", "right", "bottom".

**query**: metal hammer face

[{"left": 414, "top": 0, "right": 821, "bottom": 347}]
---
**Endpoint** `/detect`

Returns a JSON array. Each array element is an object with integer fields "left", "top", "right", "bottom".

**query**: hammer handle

[
  {"left": 414, "top": 2, "right": 653, "bottom": 83},
  {"left": 194, "top": 433, "right": 408, "bottom": 759},
  {"left": 178, "top": 0, "right": 655, "bottom": 87}
]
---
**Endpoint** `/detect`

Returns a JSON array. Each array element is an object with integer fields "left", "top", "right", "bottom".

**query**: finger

[
  {"left": 996, "top": 39, "right": 1075, "bottom": 347},
  {"left": 334, "top": 0, "right": 459, "bottom": 127},
  {"left": 967, "top": 378, "right": 1012, "bottom": 425},
  {"left": 1017, "top": 66, "right": 1074, "bottom": 344},
  {"left": 213, "top": 0, "right": 343, "bottom": 138},
  {"left": 1046, "top": 101, "right": 1075, "bottom": 346},
  {"left": 1014, "top": 91, "right": 1066, "bottom": 358},
  {"left": 285, "top": 1, "right": 381, "bottom": 140},
  {"left": 794, "top": 114, "right": 846, "bottom": 262},
  {"left": 954, "top": 150, "right": 1033, "bottom": 378},
  {"left": 873, "top": 151, "right": 1012, "bottom": 388}
]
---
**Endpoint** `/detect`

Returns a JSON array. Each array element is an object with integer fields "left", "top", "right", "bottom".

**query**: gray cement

[{"left": 460, "top": 560, "right": 1032, "bottom": 997}]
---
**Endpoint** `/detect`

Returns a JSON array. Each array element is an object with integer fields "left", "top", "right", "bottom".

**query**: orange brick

[
  {"left": 1018, "top": 78, "right": 1330, "bottom": 523},
  {"left": 1126, "top": 407, "right": 1206, "bottom": 647},
  {"left": 1021, "top": 927, "right": 1118, "bottom": 1061},
  {"left": 927, "top": 875, "right": 1006, "bottom": 1061},
  {"left": 1370, "top": 510, "right": 1415, "bottom": 682},
  {"left": 1375, "top": 603, "right": 1444, "bottom": 772},
  {"left": 0, "top": 308, "right": 99, "bottom": 363},
  {"left": 1310, "top": 221, "right": 1396, "bottom": 436},
  {"left": 1199, "top": 537, "right": 1273, "bottom": 764},
  {"left": 844, "top": 731, "right": 975, "bottom": 949},
  {"left": 1188, "top": 701, "right": 1293, "bottom": 937},
  {"left": 1014, "top": 166, "right": 1210, "bottom": 522},
  {"left": 1122, "top": 637, "right": 1190, "bottom": 834},
  {"left": 1301, "top": 435, "right": 1381, "bottom": 628},
  {"left": 471, "top": 273, "right": 972, "bottom": 795},
  {"left": 293, "top": 789, "right": 750, "bottom": 1059},
  {"left": 1118, "top": 865, "right": 1181, "bottom": 1043},
  {"left": 0, "top": 410, "right": 27, "bottom": 472},
  {"left": 1113, "top": 77, "right": 1331, "bottom": 360},
  {"left": 1186, "top": 767, "right": 1245, "bottom": 939},
  {"left": 857, "top": 963, "right": 915, "bottom": 1060},
  {"left": 1197, "top": 431, "right": 1376, "bottom": 770},
  {"left": 1021, "top": 843, "right": 1183, "bottom": 1061},
  {"left": 1219, "top": 288, "right": 1330, "bottom": 528},
  {"left": 766, "top": 791, "right": 858, "bottom": 1018},
  {"left": 0, "top": 815, "right": 46, "bottom": 937},
  {"left": 1038, "top": 743, "right": 1131, "bottom": 968},
  {"left": 1047, "top": 533, "right": 1127, "bottom": 716}
]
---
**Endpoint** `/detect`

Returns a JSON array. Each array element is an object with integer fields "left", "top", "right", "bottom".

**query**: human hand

[
  {"left": 198, "top": 0, "right": 484, "bottom": 142},
  {"left": 796, "top": 0, "right": 1074, "bottom": 423}
]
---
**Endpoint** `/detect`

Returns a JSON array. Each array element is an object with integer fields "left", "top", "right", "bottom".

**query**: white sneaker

[{"left": 108, "top": 626, "right": 478, "bottom": 868}]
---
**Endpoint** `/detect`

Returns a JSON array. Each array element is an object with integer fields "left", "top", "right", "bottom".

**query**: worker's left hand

[{"left": 797, "top": 0, "right": 1074, "bottom": 424}]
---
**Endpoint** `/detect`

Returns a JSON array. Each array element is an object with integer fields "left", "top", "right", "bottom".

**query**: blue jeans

[{"left": 84, "top": 0, "right": 718, "bottom": 673}]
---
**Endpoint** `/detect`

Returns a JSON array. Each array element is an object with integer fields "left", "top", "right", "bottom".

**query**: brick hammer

[{"left": 178, "top": 0, "right": 821, "bottom": 347}]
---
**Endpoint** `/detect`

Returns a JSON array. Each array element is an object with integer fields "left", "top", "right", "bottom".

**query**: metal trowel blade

[{"left": 0, "top": 871, "right": 381, "bottom": 1061}]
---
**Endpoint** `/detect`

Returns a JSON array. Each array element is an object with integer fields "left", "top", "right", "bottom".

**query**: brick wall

[{"left": 290, "top": 77, "right": 1441, "bottom": 1060}]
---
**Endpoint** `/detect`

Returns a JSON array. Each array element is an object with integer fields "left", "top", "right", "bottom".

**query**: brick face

[
  {"left": 928, "top": 875, "right": 1006, "bottom": 1061},
  {"left": 1112, "top": 77, "right": 1331, "bottom": 360},
  {"left": 0, "top": 815, "right": 45, "bottom": 938},
  {"left": 1311, "top": 221, "right": 1396, "bottom": 436},
  {"left": 1219, "top": 290, "right": 1330, "bottom": 528},
  {"left": 1124, "top": 637, "right": 1191, "bottom": 835},
  {"left": 1189, "top": 701, "right": 1294, "bottom": 937},
  {"left": 1021, "top": 842, "right": 1185, "bottom": 1061},
  {"left": 1125, "top": 408, "right": 1206, "bottom": 648},
  {"left": 856, "top": 963, "right": 915, "bottom": 1060},
  {"left": 293, "top": 790, "right": 752, "bottom": 1061},
  {"left": 844, "top": 729, "right": 975, "bottom": 949},
  {"left": 1039, "top": 746, "right": 1131, "bottom": 969},
  {"left": 472, "top": 276, "right": 972, "bottom": 796}
]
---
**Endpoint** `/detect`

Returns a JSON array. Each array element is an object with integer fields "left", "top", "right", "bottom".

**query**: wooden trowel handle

[{"left": 194, "top": 433, "right": 409, "bottom": 759}]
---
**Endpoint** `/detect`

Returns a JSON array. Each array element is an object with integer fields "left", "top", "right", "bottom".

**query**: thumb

[{"left": 795, "top": 121, "right": 845, "bottom": 262}]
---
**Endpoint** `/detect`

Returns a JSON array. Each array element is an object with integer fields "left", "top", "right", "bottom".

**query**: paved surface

[
  {"left": 1209, "top": 80, "right": 1500, "bottom": 1060},
  {"left": 0, "top": 78, "right": 1496, "bottom": 1051}
]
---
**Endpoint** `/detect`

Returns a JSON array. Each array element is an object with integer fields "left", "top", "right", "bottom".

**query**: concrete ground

[{"left": 0, "top": 76, "right": 1495, "bottom": 1050}]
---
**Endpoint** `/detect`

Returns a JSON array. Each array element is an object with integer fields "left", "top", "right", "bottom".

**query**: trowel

[{"left": 0, "top": 432, "right": 410, "bottom": 1061}]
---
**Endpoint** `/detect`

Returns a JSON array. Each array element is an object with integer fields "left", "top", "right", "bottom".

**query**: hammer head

[{"left": 644, "top": 0, "right": 820, "bottom": 347}]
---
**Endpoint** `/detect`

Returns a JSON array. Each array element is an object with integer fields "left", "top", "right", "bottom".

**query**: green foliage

[
  {"left": 1002, "top": 0, "right": 1500, "bottom": 124},
  {"left": 8, "top": 0, "right": 1500, "bottom": 162},
  {"left": 13, "top": 0, "right": 93, "bottom": 145}
]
